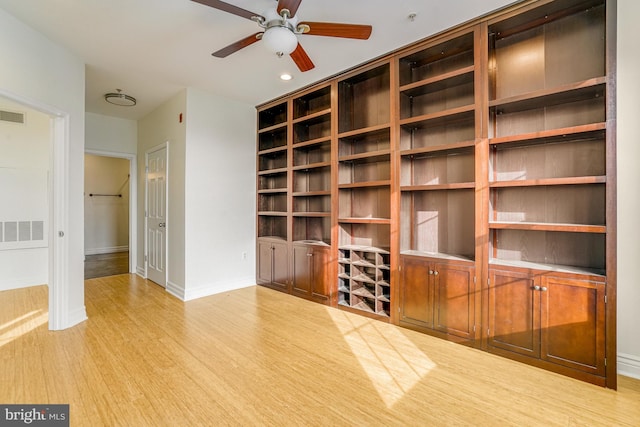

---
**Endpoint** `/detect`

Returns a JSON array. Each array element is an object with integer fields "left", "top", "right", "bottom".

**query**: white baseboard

[
  {"left": 65, "top": 306, "right": 88, "bottom": 329},
  {"left": 183, "top": 276, "right": 255, "bottom": 301},
  {"left": 166, "top": 280, "right": 186, "bottom": 301},
  {"left": 135, "top": 266, "right": 146, "bottom": 278},
  {"left": 618, "top": 353, "right": 640, "bottom": 380},
  {"left": 0, "top": 276, "right": 48, "bottom": 292},
  {"left": 85, "top": 245, "right": 128, "bottom": 256}
]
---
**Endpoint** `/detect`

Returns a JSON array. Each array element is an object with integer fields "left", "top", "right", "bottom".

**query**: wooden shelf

[
  {"left": 401, "top": 250, "right": 475, "bottom": 263},
  {"left": 338, "top": 217, "right": 391, "bottom": 225},
  {"left": 258, "top": 188, "right": 287, "bottom": 194},
  {"left": 338, "top": 180, "right": 391, "bottom": 189},
  {"left": 292, "top": 136, "right": 331, "bottom": 149},
  {"left": 292, "top": 212, "right": 331, "bottom": 218},
  {"left": 292, "top": 108, "right": 331, "bottom": 124},
  {"left": 489, "top": 123, "right": 607, "bottom": 146},
  {"left": 489, "top": 77, "right": 606, "bottom": 112},
  {"left": 399, "top": 104, "right": 475, "bottom": 127},
  {"left": 489, "top": 221, "right": 606, "bottom": 234},
  {"left": 291, "top": 161, "right": 331, "bottom": 171},
  {"left": 338, "top": 123, "right": 391, "bottom": 140},
  {"left": 258, "top": 122, "right": 287, "bottom": 134},
  {"left": 257, "top": 167, "right": 288, "bottom": 176},
  {"left": 292, "top": 190, "right": 330, "bottom": 197},
  {"left": 401, "top": 182, "right": 475, "bottom": 191},
  {"left": 490, "top": 176, "right": 606, "bottom": 188},
  {"left": 257, "top": 145, "right": 287, "bottom": 156},
  {"left": 257, "top": 211, "right": 287, "bottom": 217},
  {"left": 399, "top": 66, "right": 475, "bottom": 95},
  {"left": 489, "top": 258, "right": 605, "bottom": 278},
  {"left": 400, "top": 140, "right": 475, "bottom": 157},
  {"left": 338, "top": 149, "right": 390, "bottom": 163}
]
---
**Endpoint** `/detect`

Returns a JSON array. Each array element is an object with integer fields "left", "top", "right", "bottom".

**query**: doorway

[{"left": 84, "top": 149, "right": 137, "bottom": 279}]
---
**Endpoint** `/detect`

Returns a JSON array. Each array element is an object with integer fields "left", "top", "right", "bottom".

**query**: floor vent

[{"left": 0, "top": 110, "right": 25, "bottom": 124}]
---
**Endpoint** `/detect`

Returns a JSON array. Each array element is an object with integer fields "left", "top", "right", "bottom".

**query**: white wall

[
  {"left": 0, "top": 97, "right": 49, "bottom": 290},
  {"left": 616, "top": 0, "right": 640, "bottom": 379},
  {"left": 84, "top": 154, "right": 130, "bottom": 255},
  {"left": 0, "top": 7, "right": 86, "bottom": 328},
  {"left": 183, "top": 88, "right": 256, "bottom": 300},
  {"left": 85, "top": 112, "right": 137, "bottom": 154},
  {"left": 137, "top": 90, "right": 187, "bottom": 290}
]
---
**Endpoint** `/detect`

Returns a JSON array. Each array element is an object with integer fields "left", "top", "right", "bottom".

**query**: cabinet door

[
  {"left": 292, "top": 244, "right": 311, "bottom": 295},
  {"left": 311, "top": 246, "right": 331, "bottom": 300},
  {"left": 433, "top": 262, "right": 474, "bottom": 339},
  {"left": 257, "top": 240, "right": 274, "bottom": 285},
  {"left": 540, "top": 276, "right": 606, "bottom": 376},
  {"left": 272, "top": 241, "right": 289, "bottom": 289},
  {"left": 400, "top": 257, "right": 434, "bottom": 329},
  {"left": 488, "top": 269, "right": 540, "bottom": 358}
]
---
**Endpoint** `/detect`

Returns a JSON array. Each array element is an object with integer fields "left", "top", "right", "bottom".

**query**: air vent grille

[{"left": 0, "top": 110, "right": 25, "bottom": 124}]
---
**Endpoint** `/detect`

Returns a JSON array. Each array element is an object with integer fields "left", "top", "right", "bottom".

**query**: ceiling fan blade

[
  {"left": 277, "top": 0, "right": 302, "bottom": 18},
  {"left": 299, "top": 22, "right": 372, "bottom": 40},
  {"left": 290, "top": 43, "right": 315, "bottom": 72},
  {"left": 191, "top": 0, "right": 261, "bottom": 21},
  {"left": 212, "top": 32, "right": 262, "bottom": 58}
]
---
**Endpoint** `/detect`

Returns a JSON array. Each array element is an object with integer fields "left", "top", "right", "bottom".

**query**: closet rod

[{"left": 89, "top": 193, "right": 122, "bottom": 197}]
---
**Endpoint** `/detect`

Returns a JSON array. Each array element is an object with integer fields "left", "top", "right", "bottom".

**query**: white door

[{"left": 146, "top": 146, "right": 167, "bottom": 287}]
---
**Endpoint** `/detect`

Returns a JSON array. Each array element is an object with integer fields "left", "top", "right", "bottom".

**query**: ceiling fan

[{"left": 191, "top": 0, "right": 373, "bottom": 72}]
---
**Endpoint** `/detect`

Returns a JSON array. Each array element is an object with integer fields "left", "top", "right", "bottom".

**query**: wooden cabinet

[
  {"left": 257, "top": 238, "right": 288, "bottom": 291},
  {"left": 400, "top": 255, "right": 475, "bottom": 341},
  {"left": 488, "top": 267, "right": 606, "bottom": 379},
  {"left": 292, "top": 243, "right": 331, "bottom": 302},
  {"left": 255, "top": 0, "right": 616, "bottom": 387}
]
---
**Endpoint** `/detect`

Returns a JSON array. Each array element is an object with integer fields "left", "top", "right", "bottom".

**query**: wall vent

[{"left": 0, "top": 110, "right": 25, "bottom": 124}]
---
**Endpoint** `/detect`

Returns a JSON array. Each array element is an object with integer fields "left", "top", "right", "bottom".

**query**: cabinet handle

[
  {"left": 540, "top": 286, "right": 548, "bottom": 292},
  {"left": 429, "top": 270, "right": 434, "bottom": 275},
  {"left": 533, "top": 285, "right": 541, "bottom": 291},
  {"left": 307, "top": 253, "right": 313, "bottom": 257},
  {"left": 434, "top": 271, "right": 439, "bottom": 276}
]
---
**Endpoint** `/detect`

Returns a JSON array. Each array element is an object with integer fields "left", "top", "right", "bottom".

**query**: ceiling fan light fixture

[
  {"left": 262, "top": 26, "right": 298, "bottom": 55},
  {"left": 104, "top": 89, "right": 136, "bottom": 107}
]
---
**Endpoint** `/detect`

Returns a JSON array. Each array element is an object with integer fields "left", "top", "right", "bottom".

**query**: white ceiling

[{"left": 0, "top": 0, "right": 517, "bottom": 120}]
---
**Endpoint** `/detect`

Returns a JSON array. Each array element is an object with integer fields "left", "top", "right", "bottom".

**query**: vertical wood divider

[
  {"left": 390, "top": 57, "right": 401, "bottom": 325},
  {"left": 475, "top": 22, "right": 490, "bottom": 348}
]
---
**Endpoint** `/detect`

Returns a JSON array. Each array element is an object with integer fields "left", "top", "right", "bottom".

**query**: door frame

[
  {"left": 0, "top": 89, "right": 69, "bottom": 330},
  {"left": 84, "top": 149, "right": 137, "bottom": 273},
  {"left": 144, "top": 142, "right": 169, "bottom": 284}
]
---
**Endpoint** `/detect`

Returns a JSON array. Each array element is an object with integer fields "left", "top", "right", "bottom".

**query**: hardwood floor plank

[{"left": 0, "top": 275, "right": 639, "bottom": 426}]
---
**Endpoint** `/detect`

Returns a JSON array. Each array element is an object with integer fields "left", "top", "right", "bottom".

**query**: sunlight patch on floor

[
  {"left": 0, "top": 310, "right": 47, "bottom": 347},
  {"left": 327, "top": 308, "right": 436, "bottom": 408}
]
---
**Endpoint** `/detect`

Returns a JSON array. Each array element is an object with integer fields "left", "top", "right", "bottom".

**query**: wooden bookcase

[
  {"left": 396, "top": 29, "right": 480, "bottom": 340},
  {"left": 485, "top": 0, "right": 611, "bottom": 386},
  {"left": 255, "top": 0, "right": 616, "bottom": 388},
  {"left": 256, "top": 86, "right": 333, "bottom": 303},
  {"left": 336, "top": 63, "right": 393, "bottom": 317}
]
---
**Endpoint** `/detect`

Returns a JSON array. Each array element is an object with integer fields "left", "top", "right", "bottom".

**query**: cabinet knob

[
  {"left": 429, "top": 270, "right": 434, "bottom": 275},
  {"left": 541, "top": 286, "right": 548, "bottom": 292},
  {"left": 307, "top": 253, "right": 313, "bottom": 257},
  {"left": 533, "top": 285, "right": 541, "bottom": 291}
]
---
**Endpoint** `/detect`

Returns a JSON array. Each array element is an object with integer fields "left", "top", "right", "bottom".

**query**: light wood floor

[{"left": 1, "top": 275, "right": 639, "bottom": 426}]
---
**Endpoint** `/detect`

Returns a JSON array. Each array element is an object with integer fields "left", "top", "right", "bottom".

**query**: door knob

[{"left": 159, "top": 223, "right": 166, "bottom": 228}]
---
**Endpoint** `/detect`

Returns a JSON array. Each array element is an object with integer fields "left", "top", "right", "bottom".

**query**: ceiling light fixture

[
  {"left": 254, "top": 7, "right": 300, "bottom": 56},
  {"left": 280, "top": 73, "right": 293, "bottom": 81},
  {"left": 104, "top": 89, "right": 137, "bottom": 107}
]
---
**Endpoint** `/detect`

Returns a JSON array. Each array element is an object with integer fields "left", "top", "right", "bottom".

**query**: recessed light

[{"left": 280, "top": 73, "right": 293, "bottom": 81}]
